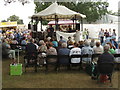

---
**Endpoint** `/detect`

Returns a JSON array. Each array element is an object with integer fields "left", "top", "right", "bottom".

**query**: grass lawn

[{"left": 2, "top": 55, "right": 119, "bottom": 88}]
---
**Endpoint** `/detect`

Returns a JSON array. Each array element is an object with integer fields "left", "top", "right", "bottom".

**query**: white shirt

[
  {"left": 93, "top": 45, "right": 103, "bottom": 54},
  {"left": 69, "top": 47, "right": 81, "bottom": 63},
  {"left": 115, "top": 49, "right": 120, "bottom": 62}
]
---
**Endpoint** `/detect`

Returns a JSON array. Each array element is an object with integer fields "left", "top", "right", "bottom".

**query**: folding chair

[
  {"left": 45, "top": 55, "right": 58, "bottom": 73},
  {"left": 24, "top": 52, "right": 38, "bottom": 72},
  {"left": 97, "top": 63, "right": 114, "bottom": 85},
  {"left": 57, "top": 55, "right": 70, "bottom": 71}
]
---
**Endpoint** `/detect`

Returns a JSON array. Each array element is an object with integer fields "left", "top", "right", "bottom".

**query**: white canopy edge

[{"left": 31, "top": 2, "right": 86, "bottom": 20}]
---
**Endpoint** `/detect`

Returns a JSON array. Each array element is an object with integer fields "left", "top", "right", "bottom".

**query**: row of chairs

[{"left": 24, "top": 53, "right": 120, "bottom": 72}]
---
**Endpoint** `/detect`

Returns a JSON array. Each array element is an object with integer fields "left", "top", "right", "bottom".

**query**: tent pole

[
  {"left": 55, "top": 15, "right": 58, "bottom": 31},
  {"left": 75, "top": 15, "right": 77, "bottom": 30},
  {"left": 81, "top": 17, "right": 83, "bottom": 31},
  {"left": 72, "top": 18, "right": 74, "bottom": 30},
  {"left": 40, "top": 18, "right": 42, "bottom": 31}
]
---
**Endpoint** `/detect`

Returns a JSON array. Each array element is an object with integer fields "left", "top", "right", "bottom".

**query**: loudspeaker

[
  {"left": 32, "top": 32, "right": 37, "bottom": 38},
  {"left": 28, "top": 24, "right": 31, "bottom": 29},
  {"left": 33, "top": 25, "right": 37, "bottom": 31},
  {"left": 76, "top": 23, "right": 80, "bottom": 30}
]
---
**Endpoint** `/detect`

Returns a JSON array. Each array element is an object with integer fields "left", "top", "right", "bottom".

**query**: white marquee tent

[{"left": 31, "top": 2, "right": 86, "bottom": 20}]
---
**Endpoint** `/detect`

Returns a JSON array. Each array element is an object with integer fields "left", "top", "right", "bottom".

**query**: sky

[{"left": 0, "top": 0, "right": 119, "bottom": 25}]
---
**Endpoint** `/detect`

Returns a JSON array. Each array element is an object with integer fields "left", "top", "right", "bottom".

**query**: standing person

[
  {"left": 73, "top": 30, "right": 81, "bottom": 43},
  {"left": 104, "top": 29, "right": 109, "bottom": 39},
  {"left": 99, "top": 29, "right": 104, "bottom": 44},
  {"left": 47, "top": 25, "right": 54, "bottom": 38},
  {"left": 109, "top": 28, "right": 112, "bottom": 37},
  {"left": 112, "top": 29, "right": 117, "bottom": 37},
  {"left": 67, "top": 36, "right": 74, "bottom": 49},
  {"left": 86, "top": 29, "right": 89, "bottom": 39}
]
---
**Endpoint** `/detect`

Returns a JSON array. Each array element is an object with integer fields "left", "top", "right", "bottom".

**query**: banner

[{"left": 0, "top": 22, "right": 17, "bottom": 28}]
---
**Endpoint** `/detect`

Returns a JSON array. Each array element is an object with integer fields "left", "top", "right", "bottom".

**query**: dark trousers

[{"left": 100, "top": 36, "right": 104, "bottom": 44}]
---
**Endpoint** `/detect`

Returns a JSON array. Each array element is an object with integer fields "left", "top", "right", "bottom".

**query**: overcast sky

[{"left": 0, "top": 0, "right": 119, "bottom": 25}]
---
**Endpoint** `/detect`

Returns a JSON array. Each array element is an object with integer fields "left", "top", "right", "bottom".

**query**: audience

[
  {"left": 58, "top": 43, "right": 70, "bottom": 64},
  {"left": 93, "top": 42, "right": 103, "bottom": 54},
  {"left": 69, "top": 42, "right": 81, "bottom": 63},
  {"left": 46, "top": 42, "right": 57, "bottom": 63},
  {"left": 2, "top": 39, "right": 16, "bottom": 60}
]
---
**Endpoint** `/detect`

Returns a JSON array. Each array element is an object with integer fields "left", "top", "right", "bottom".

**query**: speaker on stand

[{"left": 76, "top": 23, "right": 80, "bottom": 30}]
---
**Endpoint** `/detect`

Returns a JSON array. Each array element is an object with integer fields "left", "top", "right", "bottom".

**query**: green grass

[{"left": 2, "top": 55, "right": 119, "bottom": 88}]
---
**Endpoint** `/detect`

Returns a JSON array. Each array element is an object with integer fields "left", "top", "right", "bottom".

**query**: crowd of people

[
  {"left": 98, "top": 28, "right": 117, "bottom": 46},
  {"left": 1, "top": 27, "right": 120, "bottom": 83}
]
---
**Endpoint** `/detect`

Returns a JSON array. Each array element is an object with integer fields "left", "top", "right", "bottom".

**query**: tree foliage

[
  {"left": 34, "top": 2, "right": 109, "bottom": 23},
  {"left": 7, "top": 15, "right": 24, "bottom": 24},
  {"left": 1, "top": 20, "right": 7, "bottom": 22}
]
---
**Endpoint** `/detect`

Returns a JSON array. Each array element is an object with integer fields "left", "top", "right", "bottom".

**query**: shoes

[{"left": 91, "top": 76, "right": 97, "bottom": 80}]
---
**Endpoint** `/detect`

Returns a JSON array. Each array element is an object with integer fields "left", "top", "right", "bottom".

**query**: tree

[
  {"left": 34, "top": 2, "right": 109, "bottom": 23},
  {"left": 1, "top": 20, "right": 7, "bottom": 22},
  {"left": 7, "top": 15, "right": 24, "bottom": 24}
]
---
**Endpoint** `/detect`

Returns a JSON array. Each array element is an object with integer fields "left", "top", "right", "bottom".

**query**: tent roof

[{"left": 32, "top": 2, "right": 86, "bottom": 20}]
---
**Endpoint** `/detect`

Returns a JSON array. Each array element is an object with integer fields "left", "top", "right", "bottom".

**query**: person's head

[
  {"left": 74, "top": 42, "right": 79, "bottom": 47},
  {"left": 91, "top": 39, "right": 95, "bottom": 42},
  {"left": 22, "top": 37, "right": 26, "bottom": 40},
  {"left": 113, "top": 29, "right": 115, "bottom": 32},
  {"left": 105, "top": 29, "right": 107, "bottom": 32},
  {"left": 68, "top": 36, "right": 71, "bottom": 40},
  {"left": 30, "top": 38, "right": 34, "bottom": 43},
  {"left": 47, "top": 37, "right": 51, "bottom": 41},
  {"left": 39, "top": 40, "right": 45, "bottom": 45},
  {"left": 84, "top": 40, "right": 90, "bottom": 46},
  {"left": 60, "top": 36, "right": 63, "bottom": 40},
  {"left": 96, "top": 42, "right": 101, "bottom": 47},
  {"left": 62, "top": 43, "right": 67, "bottom": 48},
  {"left": 104, "top": 44, "right": 110, "bottom": 52},
  {"left": 79, "top": 41, "right": 84, "bottom": 46},
  {"left": 47, "top": 42, "right": 53, "bottom": 47}
]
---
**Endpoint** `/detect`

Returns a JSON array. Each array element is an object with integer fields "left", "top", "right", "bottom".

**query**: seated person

[
  {"left": 69, "top": 42, "right": 81, "bottom": 63},
  {"left": 81, "top": 41, "right": 94, "bottom": 63},
  {"left": 2, "top": 39, "right": 16, "bottom": 60},
  {"left": 26, "top": 38, "right": 37, "bottom": 55},
  {"left": 21, "top": 37, "right": 27, "bottom": 50},
  {"left": 58, "top": 36, "right": 66, "bottom": 46},
  {"left": 92, "top": 44, "right": 115, "bottom": 80},
  {"left": 58, "top": 43, "right": 70, "bottom": 64},
  {"left": 37, "top": 40, "right": 47, "bottom": 65},
  {"left": 46, "top": 42, "right": 57, "bottom": 63}
]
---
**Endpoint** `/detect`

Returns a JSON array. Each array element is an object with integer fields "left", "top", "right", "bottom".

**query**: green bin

[{"left": 10, "top": 64, "right": 22, "bottom": 75}]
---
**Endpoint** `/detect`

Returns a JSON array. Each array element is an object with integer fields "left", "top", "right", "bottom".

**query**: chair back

[{"left": 98, "top": 63, "right": 114, "bottom": 74}]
